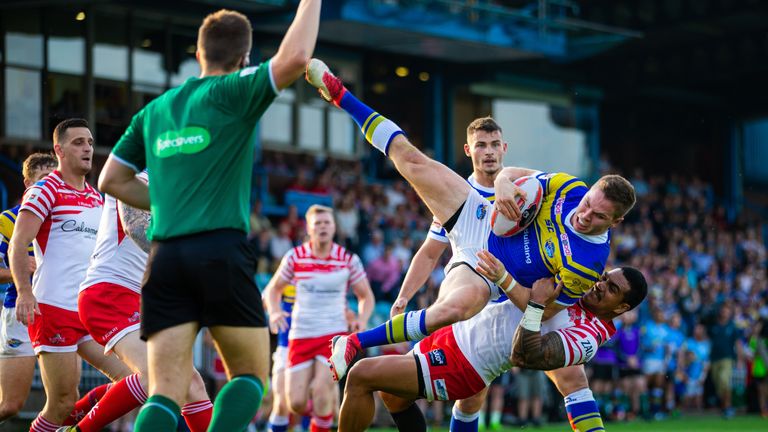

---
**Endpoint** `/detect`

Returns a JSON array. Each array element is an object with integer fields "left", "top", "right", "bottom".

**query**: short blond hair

[{"left": 305, "top": 204, "right": 334, "bottom": 220}]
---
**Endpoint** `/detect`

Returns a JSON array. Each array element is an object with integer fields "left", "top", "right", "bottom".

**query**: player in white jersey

[
  {"left": 10, "top": 119, "right": 131, "bottom": 432},
  {"left": 0, "top": 153, "right": 56, "bottom": 423},
  {"left": 263, "top": 205, "right": 374, "bottom": 432},
  {"left": 385, "top": 117, "right": 506, "bottom": 428},
  {"left": 59, "top": 173, "right": 212, "bottom": 432},
  {"left": 336, "top": 252, "right": 648, "bottom": 432}
]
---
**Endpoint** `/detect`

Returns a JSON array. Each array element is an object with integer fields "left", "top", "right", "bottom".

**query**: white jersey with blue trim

[{"left": 427, "top": 174, "right": 495, "bottom": 244}]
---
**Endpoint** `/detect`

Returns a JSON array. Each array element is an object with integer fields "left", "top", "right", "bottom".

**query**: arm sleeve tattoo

[
  {"left": 511, "top": 327, "right": 567, "bottom": 370},
  {"left": 118, "top": 201, "right": 151, "bottom": 253}
]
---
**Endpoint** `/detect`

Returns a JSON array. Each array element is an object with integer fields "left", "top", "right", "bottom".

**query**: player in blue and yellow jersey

[
  {"left": 306, "top": 58, "right": 636, "bottom": 432},
  {"left": 267, "top": 284, "right": 295, "bottom": 432},
  {"left": 0, "top": 153, "right": 56, "bottom": 422}
]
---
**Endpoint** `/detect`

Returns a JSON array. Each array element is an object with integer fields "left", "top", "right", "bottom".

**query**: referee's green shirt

[{"left": 112, "top": 61, "right": 277, "bottom": 241}]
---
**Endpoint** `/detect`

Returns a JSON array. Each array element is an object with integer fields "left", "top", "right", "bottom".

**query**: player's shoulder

[
  {"left": 332, "top": 243, "right": 360, "bottom": 262},
  {"left": 30, "top": 171, "right": 62, "bottom": 191},
  {"left": 541, "top": 172, "right": 587, "bottom": 193}
]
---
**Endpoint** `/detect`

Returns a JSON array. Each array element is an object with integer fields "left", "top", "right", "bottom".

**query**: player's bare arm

[
  {"left": 492, "top": 168, "right": 530, "bottom": 221},
  {"left": 118, "top": 200, "right": 152, "bottom": 253},
  {"left": 262, "top": 270, "right": 290, "bottom": 334},
  {"left": 99, "top": 160, "right": 150, "bottom": 211},
  {"left": 351, "top": 278, "right": 375, "bottom": 332},
  {"left": 510, "top": 277, "right": 567, "bottom": 370},
  {"left": 270, "top": 0, "right": 322, "bottom": 89},
  {"left": 9, "top": 211, "right": 43, "bottom": 325},
  {"left": 391, "top": 237, "right": 448, "bottom": 317}
]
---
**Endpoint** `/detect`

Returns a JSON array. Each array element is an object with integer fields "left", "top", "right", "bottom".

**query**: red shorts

[
  {"left": 79, "top": 282, "right": 141, "bottom": 353},
  {"left": 28, "top": 303, "right": 91, "bottom": 354},
  {"left": 287, "top": 332, "right": 346, "bottom": 371},
  {"left": 413, "top": 327, "right": 486, "bottom": 401}
]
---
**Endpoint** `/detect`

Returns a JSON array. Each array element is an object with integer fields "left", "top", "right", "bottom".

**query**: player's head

[
  {"left": 305, "top": 204, "right": 335, "bottom": 245},
  {"left": 197, "top": 9, "right": 252, "bottom": 73},
  {"left": 52, "top": 118, "right": 93, "bottom": 176},
  {"left": 572, "top": 174, "right": 635, "bottom": 235},
  {"left": 581, "top": 266, "right": 647, "bottom": 319},
  {"left": 464, "top": 117, "right": 507, "bottom": 178},
  {"left": 22, "top": 152, "right": 57, "bottom": 188}
]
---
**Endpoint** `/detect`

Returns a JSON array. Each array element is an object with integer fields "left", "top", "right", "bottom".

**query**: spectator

[
  {"left": 362, "top": 229, "right": 385, "bottom": 265},
  {"left": 336, "top": 193, "right": 360, "bottom": 250},
  {"left": 707, "top": 303, "right": 741, "bottom": 418},
  {"left": 270, "top": 222, "right": 294, "bottom": 268},
  {"left": 616, "top": 310, "right": 645, "bottom": 420},
  {"left": 281, "top": 204, "right": 306, "bottom": 243},
  {"left": 513, "top": 368, "right": 546, "bottom": 428},
  {"left": 681, "top": 323, "right": 711, "bottom": 411},
  {"left": 366, "top": 243, "right": 403, "bottom": 303},
  {"left": 749, "top": 319, "right": 768, "bottom": 417},
  {"left": 249, "top": 200, "right": 271, "bottom": 235},
  {"left": 641, "top": 308, "right": 670, "bottom": 419}
]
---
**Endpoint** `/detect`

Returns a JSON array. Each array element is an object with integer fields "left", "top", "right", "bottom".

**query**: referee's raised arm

[{"left": 271, "top": 0, "right": 322, "bottom": 90}]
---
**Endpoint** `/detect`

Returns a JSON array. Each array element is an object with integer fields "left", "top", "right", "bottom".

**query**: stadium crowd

[{"left": 240, "top": 151, "right": 768, "bottom": 429}]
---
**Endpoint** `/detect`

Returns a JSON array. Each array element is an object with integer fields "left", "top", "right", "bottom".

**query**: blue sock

[
  {"left": 356, "top": 310, "right": 428, "bottom": 349},
  {"left": 336, "top": 90, "right": 403, "bottom": 155},
  {"left": 268, "top": 414, "right": 289, "bottom": 432},
  {"left": 565, "top": 389, "right": 605, "bottom": 432},
  {"left": 301, "top": 415, "right": 311, "bottom": 430},
  {"left": 451, "top": 405, "right": 480, "bottom": 432}
]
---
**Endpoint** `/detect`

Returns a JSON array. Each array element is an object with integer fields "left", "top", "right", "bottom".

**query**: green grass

[{"left": 374, "top": 414, "right": 768, "bottom": 432}]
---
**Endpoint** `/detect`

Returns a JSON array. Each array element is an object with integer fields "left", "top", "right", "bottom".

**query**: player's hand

[
  {"left": 27, "top": 256, "right": 36, "bottom": 274},
  {"left": 530, "top": 277, "right": 562, "bottom": 306},
  {"left": 475, "top": 250, "right": 506, "bottom": 282},
  {"left": 390, "top": 297, "right": 409, "bottom": 317},
  {"left": 268, "top": 311, "right": 290, "bottom": 335},
  {"left": 349, "top": 319, "right": 366, "bottom": 333},
  {"left": 493, "top": 179, "right": 526, "bottom": 222},
  {"left": 15, "top": 292, "right": 40, "bottom": 326},
  {"left": 628, "top": 355, "right": 639, "bottom": 369}
]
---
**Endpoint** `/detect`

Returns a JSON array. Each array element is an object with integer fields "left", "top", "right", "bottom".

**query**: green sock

[
  {"left": 134, "top": 394, "right": 180, "bottom": 432},
  {"left": 209, "top": 374, "right": 265, "bottom": 432}
]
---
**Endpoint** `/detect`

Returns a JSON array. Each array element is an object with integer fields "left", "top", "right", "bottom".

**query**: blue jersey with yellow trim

[
  {"left": 277, "top": 284, "right": 296, "bottom": 348},
  {"left": 0, "top": 205, "right": 35, "bottom": 309},
  {"left": 488, "top": 172, "right": 610, "bottom": 306}
]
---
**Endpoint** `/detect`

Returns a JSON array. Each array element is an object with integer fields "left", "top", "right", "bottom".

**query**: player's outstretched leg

[{"left": 306, "top": 58, "right": 470, "bottom": 225}]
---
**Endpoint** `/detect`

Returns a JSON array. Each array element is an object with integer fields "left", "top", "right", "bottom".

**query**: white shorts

[
  {"left": 0, "top": 307, "right": 34, "bottom": 358},
  {"left": 444, "top": 188, "right": 494, "bottom": 296},
  {"left": 642, "top": 358, "right": 666, "bottom": 375},
  {"left": 272, "top": 345, "right": 288, "bottom": 374}
]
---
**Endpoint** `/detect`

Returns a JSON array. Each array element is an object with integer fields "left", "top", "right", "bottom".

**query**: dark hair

[
  {"left": 466, "top": 116, "right": 502, "bottom": 137},
  {"left": 22, "top": 153, "right": 57, "bottom": 183},
  {"left": 620, "top": 266, "right": 647, "bottom": 310},
  {"left": 53, "top": 118, "right": 89, "bottom": 146},
  {"left": 198, "top": 9, "right": 252, "bottom": 71},
  {"left": 594, "top": 174, "right": 636, "bottom": 218}
]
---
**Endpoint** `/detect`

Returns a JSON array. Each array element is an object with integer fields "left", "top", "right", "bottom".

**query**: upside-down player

[{"left": 306, "top": 59, "right": 636, "bottom": 432}]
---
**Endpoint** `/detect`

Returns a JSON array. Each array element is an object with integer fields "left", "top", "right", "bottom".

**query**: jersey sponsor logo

[
  {"left": 154, "top": 127, "right": 211, "bottom": 158},
  {"left": 61, "top": 220, "right": 99, "bottom": 236},
  {"left": 7, "top": 338, "right": 22, "bottom": 348},
  {"left": 580, "top": 339, "right": 595, "bottom": 359},
  {"left": 523, "top": 229, "right": 532, "bottom": 264},
  {"left": 129, "top": 311, "right": 140, "bottom": 323},
  {"left": 239, "top": 66, "right": 259, "bottom": 77},
  {"left": 545, "top": 219, "right": 555, "bottom": 233},
  {"left": 544, "top": 239, "right": 555, "bottom": 258},
  {"left": 560, "top": 233, "right": 572, "bottom": 256},
  {"left": 428, "top": 348, "right": 447, "bottom": 367},
  {"left": 433, "top": 378, "right": 449, "bottom": 401},
  {"left": 475, "top": 204, "right": 487, "bottom": 220},
  {"left": 554, "top": 197, "right": 565, "bottom": 215}
]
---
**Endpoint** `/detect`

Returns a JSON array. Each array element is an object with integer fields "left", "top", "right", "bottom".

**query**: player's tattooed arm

[
  {"left": 511, "top": 329, "right": 566, "bottom": 370},
  {"left": 118, "top": 201, "right": 151, "bottom": 253}
]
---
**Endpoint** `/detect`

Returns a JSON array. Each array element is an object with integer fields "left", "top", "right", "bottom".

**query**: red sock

[
  {"left": 77, "top": 374, "right": 147, "bottom": 432},
  {"left": 29, "top": 415, "right": 60, "bottom": 432},
  {"left": 310, "top": 413, "right": 333, "bottom": 432},
  {"left": 181, "top": 400, "right": 213, "bottom": 432},
  {"left": 61, "top": 383, "right": 111, "bottom": 425}
]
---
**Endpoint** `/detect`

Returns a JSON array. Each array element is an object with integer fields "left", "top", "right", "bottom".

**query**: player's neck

[
  {"left": 58, "top": 168, "right": 87, "bottom": 191},
  {"left": 472, "top": 170, "right": 497, "bottom": 188},
  {"left": 200, "top": 66, "right": 237, "bottom": 78},
  {"left": 310, "top": 240, "right": 332, "bottom": 258}
]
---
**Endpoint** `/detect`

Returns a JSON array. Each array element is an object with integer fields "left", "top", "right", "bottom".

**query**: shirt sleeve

[
  {"left": 277, "top": 249, "right": 296, "bottom": 284},
  {"left": 554, "top": 324, "right": 602, "bottom": 367},
  {"left": 20, "top": 181, "right": 55, "bottom": 222},
  {"left": 214, "top": 60, "right": 279, "bottom": 123},
  {"left": 348, "top": 253, "right": 367, "bottom": 286},
  {"left": 112, "top": 108, "right": 147, "bottom": 173},
  {"left": 0, "top": 235, "right": 8, "bottom": 265},
  {"left": 426, "top": 217, "right": 450, "bottom": 243}
]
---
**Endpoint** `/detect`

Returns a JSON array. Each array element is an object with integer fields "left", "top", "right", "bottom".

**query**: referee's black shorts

[{"left": 140, "top": 229, "right": 267, "bottom": 340}]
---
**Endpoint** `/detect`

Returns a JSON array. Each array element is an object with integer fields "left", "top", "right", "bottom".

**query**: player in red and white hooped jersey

[
  {"left": 63, "top": 171, "right": 213, "bottom": 432},
  {"left": 263, "top": 204, "right": 374, "bottom": 432},
  {"left": 9, "top": 119, "right": 131, "bottom": 432},
  {"left": 334, "top": 256, "right": 648, "bottom": 431}
]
